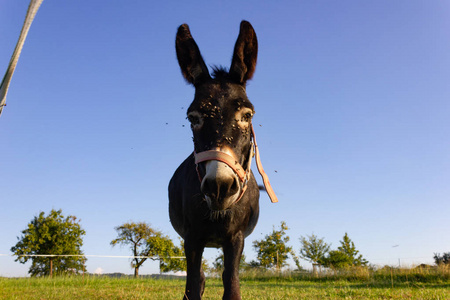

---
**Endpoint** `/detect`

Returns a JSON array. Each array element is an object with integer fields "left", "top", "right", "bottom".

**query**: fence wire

[{"left": 0, "top": 254, "right": 185, "bottom": 259}]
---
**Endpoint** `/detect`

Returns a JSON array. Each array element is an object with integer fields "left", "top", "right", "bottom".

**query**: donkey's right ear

[{"left": 176, "top": 24, "right": 211, "bottom": 86}]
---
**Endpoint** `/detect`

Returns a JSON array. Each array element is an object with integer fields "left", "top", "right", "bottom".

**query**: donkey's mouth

[
  {"left": 204, "top": 193, "right": 240, "bottom": 211},
  {"left": 208, "top": 208, "right": 233, "bottom": 221},
  {"left": 203, "top": 194, "right": 235, "bottom": 221}
]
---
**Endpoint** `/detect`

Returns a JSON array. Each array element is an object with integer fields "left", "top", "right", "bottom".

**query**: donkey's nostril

[
  {"left": 219, "top": 176, "right": 237, "bottom": 199},
  {"left": 201, "top": 177, "right": 218, "bottom": 200},
  {"left": 228, "top": 177, "right": 239, "bottom": 195}
]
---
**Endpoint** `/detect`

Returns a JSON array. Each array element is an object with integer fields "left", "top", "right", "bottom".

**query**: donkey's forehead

[{"left": 188, "top": 82, "right": 253, "bottom": 112}]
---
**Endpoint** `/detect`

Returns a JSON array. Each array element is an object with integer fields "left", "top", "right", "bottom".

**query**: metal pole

[{"left": 0, "top": 0, "right": 44, "bottom": 117}]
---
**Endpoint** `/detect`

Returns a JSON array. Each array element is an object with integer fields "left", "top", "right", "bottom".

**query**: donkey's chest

[{"left": 185, "top": 202, "right": 257, "bottom": 243}]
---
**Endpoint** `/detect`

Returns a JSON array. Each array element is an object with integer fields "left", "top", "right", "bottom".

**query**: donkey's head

[{"left": 176, "top": 21, "right": 258, "bottom": 211}]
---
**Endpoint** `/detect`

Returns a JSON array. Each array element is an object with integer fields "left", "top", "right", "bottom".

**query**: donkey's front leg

[
  {"left": 222, "top": 232, "right": 244, "bottom": 300},
  {"left": 184, "top": 238, "right": 206, "bottom": 300}
]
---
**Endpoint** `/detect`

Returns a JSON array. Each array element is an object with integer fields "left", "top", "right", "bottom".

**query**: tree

[
  {"left": 252, "top": 221, "right": 294, "bottom": 270},
  {"left": 10, "top": 209, "right": 86, "bottom": 277},
  {"left": 111, "top": 222, "right": 184, "bottom": 277},
  {"left": 321, "top": 250, "right": 353, "bottom": 269},
  {"left": 157, "top": 237, "right": 186, "bottom": 273},
  {"left": 321, "top": 233, "right": 368, "bottom": 269},
  {"left": 213, "top": 252, "right": 248, "bottom": 273},
  {"left": 434, "top": 252, "right": 450, "bottom": 265},
  {"left": 299, "top": 234, "right": 330, "bottom": 274},
  {"left": 111, "top": 222, "right": 153, "bottom": 277},
  {"left": 337, "top": 233, "right": 368, "bottom": 266}
]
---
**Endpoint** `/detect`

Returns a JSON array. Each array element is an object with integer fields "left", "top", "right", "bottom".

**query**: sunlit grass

[
  {"left": 0, "top": 276, "right": 186, "bottom": 300},
  {"left": 239, "top": 264, "right": 450, "bottom": 283},
  {"left": 1, "top": 266, "right": 449, "bottom": 299}
]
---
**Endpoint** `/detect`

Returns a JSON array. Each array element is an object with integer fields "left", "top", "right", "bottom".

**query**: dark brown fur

[{"left": 169, "top": 21, "right": 259, "bottom": 300}]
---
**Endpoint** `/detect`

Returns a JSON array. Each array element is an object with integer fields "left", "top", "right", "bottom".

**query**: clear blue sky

[{"left": 1, "top": 1, "right": 449, "bottom": 276}]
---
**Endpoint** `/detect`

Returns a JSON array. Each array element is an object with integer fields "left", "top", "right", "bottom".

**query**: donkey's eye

[
  {"left": 236, "top": 108, "right": 253, "bottom": 129},
  {"left": 242, "top": 112, "right": 253, "bottom": 122},
  {"left": 188, "top": 115, "right": 200, "bottom": 125},
  {"left": 187, "top": 112, "right": 203, "bottom": 129}
]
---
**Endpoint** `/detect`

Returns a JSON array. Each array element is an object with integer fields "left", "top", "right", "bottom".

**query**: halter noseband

[{"left": 194, "top": 124, "right": 278, "bottom": 204}]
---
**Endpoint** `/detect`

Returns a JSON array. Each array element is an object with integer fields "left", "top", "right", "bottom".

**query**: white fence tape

[{"left": 1, "top": 254, "right": 185, "bottom": 259}]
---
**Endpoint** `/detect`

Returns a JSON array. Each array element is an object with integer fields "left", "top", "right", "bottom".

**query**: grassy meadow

[{"left": 1, "top": 266, "right": 449, "bottom": 299}]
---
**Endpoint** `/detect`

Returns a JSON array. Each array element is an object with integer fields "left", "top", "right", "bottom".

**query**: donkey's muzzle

[{"left": 200, "top": 160, "right": 241, "bottom": 210}]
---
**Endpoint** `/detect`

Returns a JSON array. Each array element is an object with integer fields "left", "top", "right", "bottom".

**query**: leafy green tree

[
  {"left": 321, "top": 250, "right": 353, "bottom": 269},
  {"left": 434, "top": 252, "right": 450, "bottom": 265},
  {"left": 111, "top": 222, "right": 185, "bottom": 277},
  {"left": 299, "top": 234, "right": 330, "bottom": 274},
  {"left": 321, "top": 233, "right": 368, "bottom": 269},
  {"left": 111, "top": 222, "right": 154, "bottom": 277},
  {"left": 10, "top": 209, "right": 86, "bottom": 277},
  {"left": 158, "top": 237, "right": 186, "bottom": 273},
  {"left": 212, "top": 252, "right": 247, "bottom": 272},
  {"left": 252, "top": 221, "right": 294, "bottom": 270},
  {"left": 337, "top": 233, "right": 368, "bottom": 266},
  {"left": 299, "top": 234, "right": 330, "bottom": 263}
]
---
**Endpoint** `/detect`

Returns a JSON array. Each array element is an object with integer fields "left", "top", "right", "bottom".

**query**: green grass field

[{"left": 1, "top": 267, "right": 449, "bottom": 299}]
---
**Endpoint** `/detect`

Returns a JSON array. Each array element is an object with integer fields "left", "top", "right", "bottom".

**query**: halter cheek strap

[{"left": 194, "top": 124, "right": 278, "bottom": 204}]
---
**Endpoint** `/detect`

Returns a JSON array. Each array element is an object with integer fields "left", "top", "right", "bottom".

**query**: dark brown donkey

[{"left": 169, "top": 21, "right": 276, "bottom": 300}]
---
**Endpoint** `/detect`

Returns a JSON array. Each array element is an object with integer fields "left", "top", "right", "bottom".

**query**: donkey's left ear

[{"left": 229, "top": 21, "right": 258, "bottom": 84}]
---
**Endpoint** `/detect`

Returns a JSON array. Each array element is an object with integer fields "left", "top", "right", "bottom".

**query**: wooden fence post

[{"left": 50, "top": 258, "right": 53, "bottom": 277}]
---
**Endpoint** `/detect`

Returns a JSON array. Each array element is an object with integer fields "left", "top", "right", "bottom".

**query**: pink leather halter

[{"left": 194, "top": 124, "right": 278, "bottom": 204}]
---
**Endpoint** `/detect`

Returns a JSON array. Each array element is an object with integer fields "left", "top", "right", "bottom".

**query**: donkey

[{"left": 169, "top": 21, "right": 276, "bottom": 300}]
